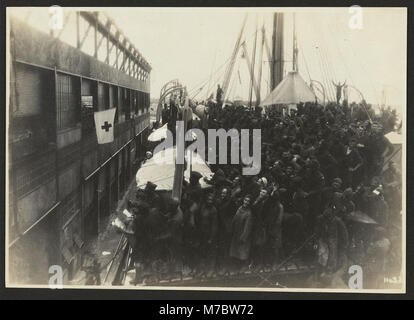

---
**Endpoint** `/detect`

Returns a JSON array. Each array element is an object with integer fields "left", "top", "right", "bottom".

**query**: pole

[
  {"left": 271, "top": 12, "right": 284, "bottom": 90},
  {"left": 256, "top": 24, "right": 265, "bottom": 107},
  {"left": 222, "top": 14, "right": 248, "bottom": 100},
  {"left": 172, "top": 94, "right": 189, "bottom": 202},
  {"left": 292, "top": 13, "right": 298, "bottom": 72},
  {"left": 248, "top": 15, "right": 258, "bottom": 109},
  {"left": 241, "top": 42, "right": 260, "bottom": 102},
  {"left": 206, "top": 51, "right": 217, "bottom": 101},
  {"left": 271, "top": 13, "right": 276, "bottom": 90}
]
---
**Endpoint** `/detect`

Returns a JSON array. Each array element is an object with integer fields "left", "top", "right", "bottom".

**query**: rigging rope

[
  {"left": 187, "top": 56, "right": 231, "bottom": 96},
  {"left": 323, "top": 51, "right": 337, "bottom": 101},
  {"left": 313, "top": 17, "right": 338, "bottom": 94},
  {"left": 326, "top": 20, "right": 356, "bottom": 88},
  {"left": 317, "top": 48, "right": 334, "bottom": 102},
  {"left": 187, "top": 29, "right": 264, "bottom": 98},
  {"left": 309, "top": 18, "right": 334, "bottom": 102},
  {"left": 206, "top": 51, "right": 217, "bottom": 100},
  {"left": 297, "top": 41, "right": 312, "bottom": 83},
  {"left": 317, "top": 19, "right": 338, "bottom": 84},
  {"left": 335, "top": 17, "right": 380, "bottom": 106},
  {"left": 315, "top": 18, "right": 374, "bottom": 122},
  {"left": 313, "top": 17, "right": 342, "bottom": 102},
  {"left": 315, "top": 24, "right": 336, "bottom": 101},
  {"left": 321, "top": 46, "right": 338, "bottom": 100}
]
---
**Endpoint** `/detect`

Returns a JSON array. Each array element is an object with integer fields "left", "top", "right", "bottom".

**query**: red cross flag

[{"left": 94, "top": 108, "right": 116, "bottom": 144}]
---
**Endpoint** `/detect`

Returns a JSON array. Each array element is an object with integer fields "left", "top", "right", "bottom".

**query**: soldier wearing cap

[
  {"left": 136, "top": 181, "right": 164, "bottom": 212},
  {"left": 184, "top": 171, "right": 203, "bottom": 200}
]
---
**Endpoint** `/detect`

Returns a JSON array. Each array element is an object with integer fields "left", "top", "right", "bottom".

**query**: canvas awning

[
  {"left": 147, "top": 123, "right": 197, "bottom": 142},
  {"left": 147, "top": 123, "right": 169, "bottom": 142},
  {"left": 261, "top": 71, "right": 316, "bottom": 106}
]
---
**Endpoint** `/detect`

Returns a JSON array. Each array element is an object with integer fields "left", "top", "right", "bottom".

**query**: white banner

[{"left": 94, "top": 108, "right": 116, "bottom": 144}]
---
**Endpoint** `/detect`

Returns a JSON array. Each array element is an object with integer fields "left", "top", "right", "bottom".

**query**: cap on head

[
  {"left": 145, "top": 181, "right": 157, "bottom": 192},
  {"left": 258, "top": 177, "right": 268, "bottom": 187},
  {"left": 190, "top": 171, "right": 203, "bottom": 182}
]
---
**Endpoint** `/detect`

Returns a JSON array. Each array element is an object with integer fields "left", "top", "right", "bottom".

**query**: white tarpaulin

[
  {"left": 148, "top": 122, "right": 197, "bottom": 143},
  {"left": 136, "top": 146, "right": 213, "bottom": 190},
  {"left": 261, "top": 71, "right": 316, "bottom": 106},
  {"left": 148, "top": 123, "right": 169, "bottom": 142}
]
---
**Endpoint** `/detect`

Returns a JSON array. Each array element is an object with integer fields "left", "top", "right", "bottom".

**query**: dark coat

[
  {"left": 196, "top": 204, "right": 218, "bottom": 246},
  {"left": 230, "top": 206, "right": 253, "bottom": 260}
]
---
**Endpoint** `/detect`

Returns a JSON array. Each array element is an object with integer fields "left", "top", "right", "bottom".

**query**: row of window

[
  {"left": 58, "top": 73, "right": 150, "bottom": 130},
  {"left": 10, "top": 62, "right": 150, "bottom": 161}
]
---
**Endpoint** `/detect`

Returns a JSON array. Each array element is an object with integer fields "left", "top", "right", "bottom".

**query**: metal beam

[
  {"left": 120, "top": 40, "right": 127, "bottom": 70},
  {"left": 106, "top": 25, "right": 110, "bottom": 64},
  {"left": 114, "top": 32, "right": 120, "bottom": 69},
  {"left": 94, "top": 12, "right": 98, "bottom": 58},
  {"left": 106, "top": 39, "right": 116, "bottom": 63},
  {"left": 76, "top": 11, "right": 80, "bottom": 49},
  {"left": 78, "top": 22, "right": 92, "bottom": 50},
  {"left": 80, "top": 11, "right": 151, "bottom": 73},
  {"left": 96, "top": 27, "right": 107, "bottom": 56}
]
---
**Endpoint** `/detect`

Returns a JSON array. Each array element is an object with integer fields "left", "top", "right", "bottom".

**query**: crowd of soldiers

[{"left": 117, "top": 99, "right": 402, "bottom": 288}]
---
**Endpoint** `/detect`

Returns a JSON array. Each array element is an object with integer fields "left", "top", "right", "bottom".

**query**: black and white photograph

[{"left": 5, "top": 5, "right": 406, "bottom": 293}]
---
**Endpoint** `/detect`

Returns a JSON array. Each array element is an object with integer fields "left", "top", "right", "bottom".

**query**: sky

[{"left": 8, "top": 7, "right": 407, "bottom": 111}]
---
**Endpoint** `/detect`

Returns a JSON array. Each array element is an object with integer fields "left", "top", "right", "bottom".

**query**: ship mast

[
  {"left": 292, "top": 13, "right": 298, "bottom": 72},
  {"left": 255, "top": 24, "right": 265, "bottom": 107},
  {"left": 248, "top": 15, "right": 259, "bottom": 109},
  {"left": 270, "top": 12, "right": 284, "bottom": 90}
]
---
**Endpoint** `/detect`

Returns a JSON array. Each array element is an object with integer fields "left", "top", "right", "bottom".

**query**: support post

[
  {"left": 242, "top": 42, "right": 260, "bottom": 102},
  {"left": 256, "top": 24, "right": 265, "bottom": 107},
  {"left": 248, "top": 15, "right": 258, "bottom": 109}
]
